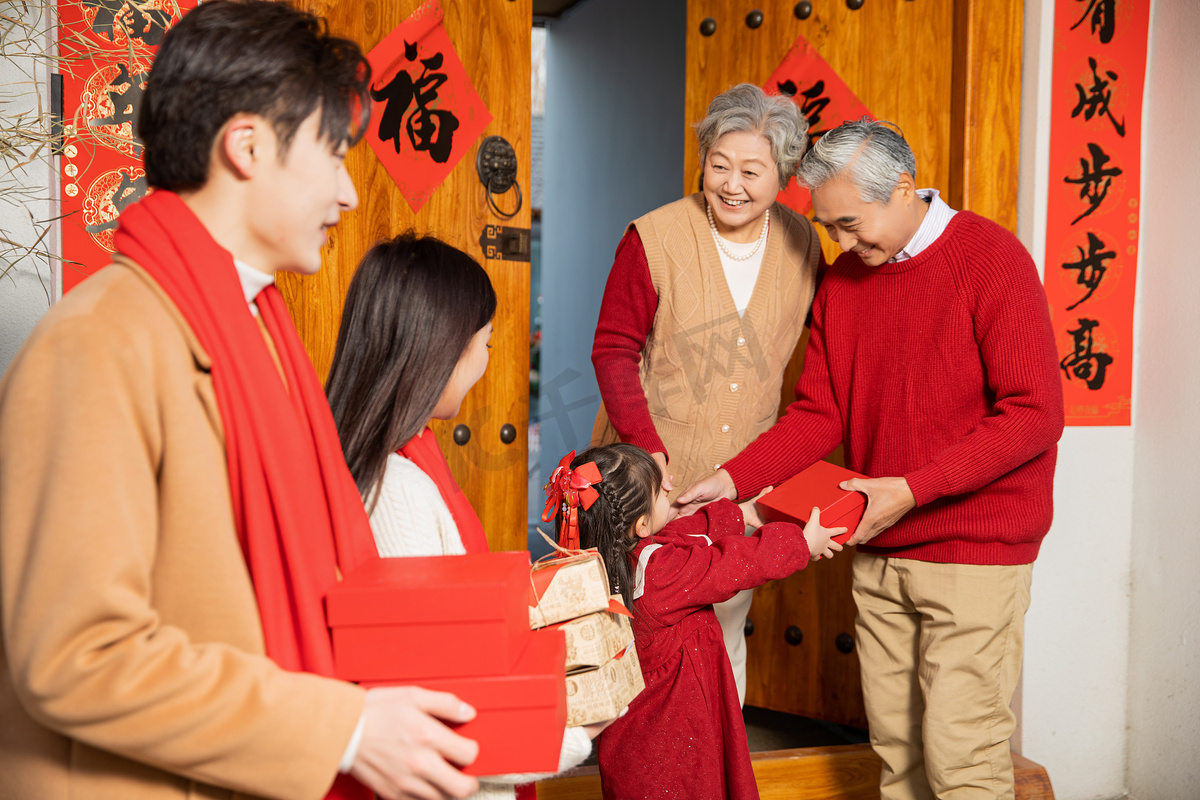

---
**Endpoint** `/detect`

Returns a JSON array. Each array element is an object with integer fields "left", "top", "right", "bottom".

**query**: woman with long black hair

[{"left": 326, "top": 233, "right": 612, "bottom": 800}]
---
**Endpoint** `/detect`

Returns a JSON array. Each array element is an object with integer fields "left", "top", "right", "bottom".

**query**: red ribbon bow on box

[{"left": 541, "top": 451, "right": 602, "bottom": 551}]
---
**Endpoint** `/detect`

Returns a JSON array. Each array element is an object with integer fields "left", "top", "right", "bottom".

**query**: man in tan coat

[{"left": 0, "top": 3, "right": 479, "bottom": 799}]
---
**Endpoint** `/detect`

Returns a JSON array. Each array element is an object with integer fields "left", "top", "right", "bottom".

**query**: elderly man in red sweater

[{"left": 678, "top": 119, "right": 1064, "bottom": 800}]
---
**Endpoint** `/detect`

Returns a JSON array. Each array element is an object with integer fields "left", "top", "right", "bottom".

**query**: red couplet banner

[
  {"left": 57, "top": 0, "right": 198, "bottom": 293},
  {"left": 364, "top": 0, "right": 492, "bottom": 214},
  {"left": 1045, "top": 0, "right": 1149, "bottom": 426},
  {"left": 762, "top": 34, "right": 874, "bottom": 217}
]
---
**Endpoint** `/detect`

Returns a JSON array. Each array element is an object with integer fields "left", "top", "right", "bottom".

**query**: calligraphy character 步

[
  {"left": 1064, "top": 142, "right": 1122, "bottom": 224},
  {"left": 1062, "top": 231, "right": 1114, "bottom": 310}
]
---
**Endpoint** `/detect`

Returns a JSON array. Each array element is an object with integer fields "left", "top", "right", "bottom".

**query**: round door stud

[
  {"left": 499, "top": 423, "right": 517, "bottom": 444},
  {"left": 453, "top": 424, "right": 471, "bottom": 446},
  {"left": 847, "top": 0, "right": 865, "bottom": 9},
  {"left": 785, "top": 625, "right": 803, "bottom": 646},
  {"left": 744, "top": 618, "right": 755, "bottom": 636},
  {"left": 794, "top": 1, "right": 813, "bottom": 19},
  {"left": 836, "top": 632, "right": 855, "bottom": 653},
  {"left": 746, "top": 9, "right": 764, "bottom": 29},
  {"left": 700, "top": 17, "right": 717, "bottom": 36}
]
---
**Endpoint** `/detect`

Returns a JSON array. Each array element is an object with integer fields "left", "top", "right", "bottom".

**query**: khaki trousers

[
  {"left": 852, "top": 553, "right": 1033, "bottom": 800},
  {"left": 714, "top": 588, "right": 754, "bottom": 706}
]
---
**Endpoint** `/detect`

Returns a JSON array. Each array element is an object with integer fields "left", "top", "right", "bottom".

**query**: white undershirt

[
  {"left": 890, "top": 189, "right": 957, "bottom": 263},
  {"left": 713, "top": 235, "right": 766, "bottom": 317},
  {"left": 233, "top": 258, "right": 275, "bottom": 313}
]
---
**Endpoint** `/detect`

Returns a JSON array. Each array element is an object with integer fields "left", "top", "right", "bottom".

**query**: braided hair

[{"left": 555, "top": 444, "right": 661, "bottom": 609}]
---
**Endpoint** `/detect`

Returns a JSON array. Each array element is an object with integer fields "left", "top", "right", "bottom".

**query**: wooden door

[
  {"left": 685, "top": 0, "right": 1022, "bottom": 727},
  {"left": 280, "top": 0, "right": 532, "bottom": 552}
]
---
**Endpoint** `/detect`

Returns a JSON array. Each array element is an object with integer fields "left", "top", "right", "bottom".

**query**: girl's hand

[
  {"left": 802, "top": 507, "right": 846, "bottom": 561},
  {"left": 737, "top": 486, "right": 773, "bottom": 529}
]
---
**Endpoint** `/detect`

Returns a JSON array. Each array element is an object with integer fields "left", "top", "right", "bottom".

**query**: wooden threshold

[{"left": 535, "top": 744, "right": 1055, "bottom": 800}]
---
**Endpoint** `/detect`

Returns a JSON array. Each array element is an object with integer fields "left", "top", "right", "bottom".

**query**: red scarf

[
  {"left": 114, "top": 191, "right": 376, "bottom": 800},
  {"left": 398, "top": 428, "right": 490, "bottom": 554}
]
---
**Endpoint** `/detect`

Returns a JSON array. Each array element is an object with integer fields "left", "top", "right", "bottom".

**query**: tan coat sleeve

[{"left": 0, "top": 268, "right": 365, "bottom": 800}]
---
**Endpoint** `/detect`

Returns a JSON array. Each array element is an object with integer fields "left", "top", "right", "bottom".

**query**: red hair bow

[{"left": 541, "top": 450, "right": 603, "bottom": 551}]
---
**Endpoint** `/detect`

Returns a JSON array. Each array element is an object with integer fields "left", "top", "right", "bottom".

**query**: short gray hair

[
  {"left": 797, "top": 118, "right": 918, "bottom": 204},
  {"left": 695, "top": 83, "right": 809, "bottom": 190}
]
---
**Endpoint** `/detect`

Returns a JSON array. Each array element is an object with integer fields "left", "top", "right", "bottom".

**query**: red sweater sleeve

[
  {"left": 637, "top": 500, "right": 808, "bottom": 627},
  {"left": 901, "top": 238, "right": 1064, "bottom": 506},
  {"left": 591, "top": 227, "right": 666, "bottom": 457}
]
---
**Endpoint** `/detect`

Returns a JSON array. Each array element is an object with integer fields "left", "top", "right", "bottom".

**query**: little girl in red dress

[{"left": 544, "top": 443, "right": 844, "bottom": 800}]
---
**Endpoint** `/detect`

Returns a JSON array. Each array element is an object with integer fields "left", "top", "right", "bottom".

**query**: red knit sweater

[{"left": 723, "top": 212, "right": 1064, "bottom": 565}]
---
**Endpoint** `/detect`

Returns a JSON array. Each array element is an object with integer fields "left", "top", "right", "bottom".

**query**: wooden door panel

[
  {"left": 686, "top": 0, "right": 1021, "bottom": 725},
  {"left": 281, "top": 0, "right": 532, "bottom": 553}
]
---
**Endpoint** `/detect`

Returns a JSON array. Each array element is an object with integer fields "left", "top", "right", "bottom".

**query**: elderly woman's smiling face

[{"left": 702, "top": 130, "right": 778, "bottom": 243}]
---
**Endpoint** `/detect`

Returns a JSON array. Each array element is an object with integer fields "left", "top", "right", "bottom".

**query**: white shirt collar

[
  {"left": 233, "top": 259, "right": 276, "bottom": 314},
  {"left": 890, "top": 189, "right": 957, "bottom": 263}
]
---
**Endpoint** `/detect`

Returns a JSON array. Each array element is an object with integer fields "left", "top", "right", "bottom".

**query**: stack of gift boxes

[
  {"left": 325, "top": 548, "right": 644, "bottom": 775},
  {"left": 528, "top": 549, "right": 644, "bottom": 728}
]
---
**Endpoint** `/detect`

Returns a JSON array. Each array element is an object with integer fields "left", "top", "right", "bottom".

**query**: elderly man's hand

[
  {"left": 840, "top": 476, "right": 915, "bottom": 546},
  {"left": 351, "top": 686, "right": 481, "bottom": 800},
  {"left": 673, "top": 469, "right": 738, "bottom": 517}
]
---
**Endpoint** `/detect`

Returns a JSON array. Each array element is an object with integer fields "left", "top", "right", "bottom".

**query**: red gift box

[
  {"left": 327, "top": 553, "right": 532, "bottom": 681},
  {"left": 755, "top": 460, "right": 867, "bottom": 544},
  {"left": 365, "top": 629, "right": 568, "bottom": 776}
]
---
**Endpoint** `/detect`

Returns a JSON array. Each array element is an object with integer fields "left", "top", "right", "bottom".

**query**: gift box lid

[
  {"left": 528, "top": 550, "right": 612, "bottom": 629},
  {"left": 756, "top": 460, "right": 867, "bottom": 544},
  {"left": 326, "top": 552, "right": 530, "bottom": 627},
  {"left": 563, "top": 642, "right": 645, "bottom": 727},
  {"left": 551, "top": 597, "right": 634, "bottom": 672}
]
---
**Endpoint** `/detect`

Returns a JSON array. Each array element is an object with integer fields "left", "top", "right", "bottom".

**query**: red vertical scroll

[
  {"left": 57, "top": 0, "right": 197, "bottom": 293},
  {"left": 1045, "top": 0, "right": 1150, "bottom": 425}
]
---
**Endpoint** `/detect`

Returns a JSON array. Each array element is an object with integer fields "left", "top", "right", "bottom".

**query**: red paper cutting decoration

[
  {"left": 365, "top": 0, "right": 493, "bottom": 213},
  {"left": 762, "top": 34, "right": 874, "bottom": 216},
  {"left": 57, "top": 0, "right": 195, "bottom": 292}
]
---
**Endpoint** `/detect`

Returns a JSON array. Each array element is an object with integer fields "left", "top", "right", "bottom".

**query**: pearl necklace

[{"left": 707, "top": 202, "right": 769, "bottom": 262}]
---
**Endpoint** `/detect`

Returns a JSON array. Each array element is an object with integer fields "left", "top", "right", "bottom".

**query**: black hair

[
  {"left": 555, "top": 444, "right": 662, "bottom": 610},
  {"left": 138, "top": 0, "right": 372, "bottom": 191},
  {"left": 326, "top": 233, "right": 497, "bottom": 507}
]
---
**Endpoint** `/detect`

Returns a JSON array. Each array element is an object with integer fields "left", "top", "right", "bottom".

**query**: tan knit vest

[{"left": 593, "top": 192, "right": 819, "bottom": 497}]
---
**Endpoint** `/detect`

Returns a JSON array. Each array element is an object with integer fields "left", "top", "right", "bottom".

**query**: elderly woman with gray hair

[{"left": 590, "top": 83, "right": 825, "bottom": 705}]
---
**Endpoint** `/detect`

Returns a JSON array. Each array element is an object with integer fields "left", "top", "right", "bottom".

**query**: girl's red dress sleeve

[{"left": 638, "top": 500, "right": 809, "bottom": 627}]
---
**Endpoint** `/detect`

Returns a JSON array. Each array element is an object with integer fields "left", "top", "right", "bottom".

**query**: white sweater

[{"left": 368, "top": 453, "right": 592, "bottom": 798}]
